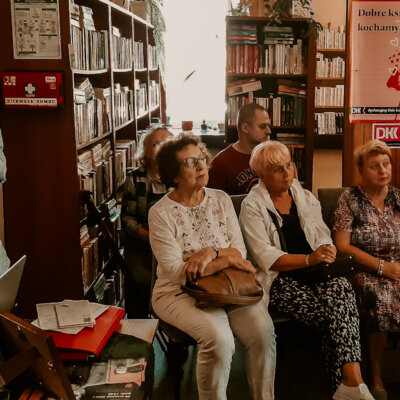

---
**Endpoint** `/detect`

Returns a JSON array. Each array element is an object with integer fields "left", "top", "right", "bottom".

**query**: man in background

[{"left": 208, "top": 103, "right": 271, "bottom": 195}]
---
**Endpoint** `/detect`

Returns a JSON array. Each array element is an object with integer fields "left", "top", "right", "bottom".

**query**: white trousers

[{"left": 153, "top": 289, "right": 276, "bottom": 400}]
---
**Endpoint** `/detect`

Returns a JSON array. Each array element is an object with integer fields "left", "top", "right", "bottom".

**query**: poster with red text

[{"left": 350, "top": 0, "right": 400, "bottom": 122}]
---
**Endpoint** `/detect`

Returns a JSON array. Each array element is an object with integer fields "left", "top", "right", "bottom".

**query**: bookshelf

[
  {"left": 225, "top": 16, "right": 315, "bottom": 189},
  {"left": 0, "top": 0, "right": 164, "bottom": 317},
  {"left": 312, "top": 26, "right": 347, "bottom": 150}
]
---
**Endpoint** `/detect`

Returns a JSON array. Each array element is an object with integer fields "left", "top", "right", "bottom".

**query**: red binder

[{"left": 50, "top": 306, "right": 125, "bottom": 361}]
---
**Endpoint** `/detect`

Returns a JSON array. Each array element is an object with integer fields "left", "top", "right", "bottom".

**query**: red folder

[{"left": 50, "top": 306, "right": 125, "bottom": 361}]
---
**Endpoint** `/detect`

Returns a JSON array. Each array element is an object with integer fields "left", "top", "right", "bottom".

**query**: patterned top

[
  {"left": 332, "top": 186, "right": 400, "bottom": 331},
  {"left": 149, "top": 188, "right": 246, "bottom": 294},
  {"left": 332, "top": 186, "right": 400, "bottom": 262}
]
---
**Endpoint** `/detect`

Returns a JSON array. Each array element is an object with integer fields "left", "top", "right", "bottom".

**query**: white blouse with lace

[{"left": 149, "top": 188, "right": 246, "bottom": 294}]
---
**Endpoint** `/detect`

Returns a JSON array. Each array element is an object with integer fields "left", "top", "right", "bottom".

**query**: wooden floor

[{"left": 152, "top": 322, "right": 400, "bottom": 400}]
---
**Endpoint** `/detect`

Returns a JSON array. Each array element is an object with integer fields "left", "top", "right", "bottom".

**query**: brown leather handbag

[{"left": 182, "top": 267, "right": 264, "bottom": 308}]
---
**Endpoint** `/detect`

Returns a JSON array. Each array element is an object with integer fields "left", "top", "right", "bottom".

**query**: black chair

[{"left": 317, "top": 187, "right": 347, "bottom": 230}]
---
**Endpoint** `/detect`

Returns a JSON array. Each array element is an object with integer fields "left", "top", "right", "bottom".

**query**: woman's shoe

[
  {"left": 370, "top": 389, "right": 387, "bottom": 400},
  {"left": 333, "top": 383, "right": 376, "bottom": 400}
]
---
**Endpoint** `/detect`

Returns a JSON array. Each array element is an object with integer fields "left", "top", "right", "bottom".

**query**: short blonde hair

[
  {"left": 250, "top": 141, "right": 290, "bottom": 176},
  {"left": 135, "top": 126, "right": 172, "bottom": 166},
  {"left": 354, "top": 140, "right": 392, "bottom": 169}
]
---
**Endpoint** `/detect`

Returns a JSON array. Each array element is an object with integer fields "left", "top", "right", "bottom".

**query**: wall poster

[
  {"left": 10, "top": 0, "right": 61, "bottom": 59},
  {"left": 350, "top": 0, "right": 400, "bottom": 122}
]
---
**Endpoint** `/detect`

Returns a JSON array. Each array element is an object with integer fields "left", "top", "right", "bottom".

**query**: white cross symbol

[{"left": 25, "top": 83, "right": 35, "bottom": 95}]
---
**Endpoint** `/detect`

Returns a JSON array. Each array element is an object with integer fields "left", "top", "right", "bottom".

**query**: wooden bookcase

[
  {"left": 311, "top": 24, "right": 349, "bottom": 153},
  {"left": 0, "top": 0, "right": 163, "bottom": 317},
  {"left": 225, "top": 16, "right": 316, "bottom": 190}
]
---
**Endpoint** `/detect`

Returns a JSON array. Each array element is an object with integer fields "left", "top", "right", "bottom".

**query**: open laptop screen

[{"left": 0, "top": 255, "right": 26, "bottom": 312}]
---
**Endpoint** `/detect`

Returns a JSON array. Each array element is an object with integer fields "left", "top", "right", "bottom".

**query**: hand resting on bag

[{"left": 181, "top": 251, "right": 256, "bottom": 283}]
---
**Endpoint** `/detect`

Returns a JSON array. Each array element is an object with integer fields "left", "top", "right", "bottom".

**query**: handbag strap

[{"left": 267, "top": 209, "right": 288, "bottom": 253}]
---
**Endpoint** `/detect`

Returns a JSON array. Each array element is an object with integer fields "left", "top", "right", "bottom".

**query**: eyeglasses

[
  {"left": 181, "top": 154, "right": 207, "bottom": 167},
  {"left": 367, "top": 161, "right": 391, "bottom": 172},
  {"left": 271, "top": 161, "right": 294, "bottom": 175}
]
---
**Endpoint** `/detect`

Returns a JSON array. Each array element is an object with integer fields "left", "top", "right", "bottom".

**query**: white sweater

[{"left": 149, "top": 188, "right": 247, "bottom": 294}]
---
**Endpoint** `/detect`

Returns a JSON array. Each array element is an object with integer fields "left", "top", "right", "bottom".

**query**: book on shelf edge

[{"left": 51, "top": 306, "right": 125, "bottom": 361}]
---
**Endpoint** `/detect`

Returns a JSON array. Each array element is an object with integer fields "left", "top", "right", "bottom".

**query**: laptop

[{"left": 0, "top": 255, "right": 26, "bottom": 312}]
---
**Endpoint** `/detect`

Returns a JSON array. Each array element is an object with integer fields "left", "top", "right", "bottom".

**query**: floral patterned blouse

[
  {"left": 149, "top": 188, "right": 246, "bottom": 294},
  {"left": 332, "top": 186, "right": 400, "bottom": 331},
  {"left": 332, "top": 186, "right": 400, "bottom": 263}
]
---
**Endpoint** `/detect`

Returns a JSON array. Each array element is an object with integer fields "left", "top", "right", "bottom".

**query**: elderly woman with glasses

[
  {"left": 149, "top": 134, "right": 276, "bottom": 400},
  {"left": 239, "top": 141, "right": 374, "bottom": 400},
  {"left": 121, "top": 126, "right": 172, "bottom": 317}
]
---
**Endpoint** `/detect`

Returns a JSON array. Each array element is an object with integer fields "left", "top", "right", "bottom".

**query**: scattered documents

[
  {"left": 116, "top": 319, "right": 158, "bottom": 343},
  {"left": 33, "top": 300, "right": 108, "bottom": 334}
]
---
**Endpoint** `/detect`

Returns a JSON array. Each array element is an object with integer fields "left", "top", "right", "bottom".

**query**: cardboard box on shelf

[{"left": 129, "top": 1, "right": 150, "bottom": 21}]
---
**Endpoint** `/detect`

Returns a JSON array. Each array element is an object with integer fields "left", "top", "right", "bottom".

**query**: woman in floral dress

[{"left": 333, "top": 140, "right": 400, "bottom": 400}]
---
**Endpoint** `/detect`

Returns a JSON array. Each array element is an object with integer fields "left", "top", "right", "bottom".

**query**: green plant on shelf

[
  {"left": 228, "top": 0, "right": 252, "bottom": 16},
  {"left": 144, "top": 0, "right": 166, "bottom": 74},
  {"left": 264, "top": 0, "right": 322, "bottom": 39}
]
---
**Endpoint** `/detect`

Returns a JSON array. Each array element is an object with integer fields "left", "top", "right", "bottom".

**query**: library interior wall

[{"left": 312, "top": 0, "right": 347, "bottom": 195}]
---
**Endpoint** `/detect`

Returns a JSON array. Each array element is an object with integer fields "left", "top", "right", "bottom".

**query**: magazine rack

[{"left": 0, "top": 309, "right": 75, "bottom": 399}]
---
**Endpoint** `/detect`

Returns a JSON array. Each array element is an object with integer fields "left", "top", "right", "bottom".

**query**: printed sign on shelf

[
  {"left": 350, "top": 0, "right": 400, "bottom": 122},
  {"left": 372, "top": 123, "right": 400, "bottom": 147},
  {"left": 1, "top": 71, "right": 63, "bottom": 109}
]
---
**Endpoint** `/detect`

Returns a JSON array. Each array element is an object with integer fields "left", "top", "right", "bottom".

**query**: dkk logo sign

[{"left": 373, "top": 123, "right": 400, "bottom": 148}]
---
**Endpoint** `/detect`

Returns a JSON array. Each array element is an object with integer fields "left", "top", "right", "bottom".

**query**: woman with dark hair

[
  {"left": 333, "top": 140, "right": 400, "bottom": 400},
  {"left": 149, "top": 134, "right": 276, "bottom": 400},
  {"left": 121, "top": 125, "right": 172, "bottom": 317},
  {"left": 239, "top": 140, "right": 374, "bottom": 400}
]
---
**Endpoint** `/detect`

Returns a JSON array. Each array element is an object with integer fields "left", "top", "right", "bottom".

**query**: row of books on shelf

[
  {"left": 134, "top": 41, "right": 145, "bottom": 69},
  {"left": 227, "top": 23, "right": 258, "bottom": 45},
  {"left": 135, "top": 79, "right": 148, "bottom": 116},
  {"left": 78, "top": 139, "right": 136, "bottom": 213},
  {"left": 317, "top": 26, "right": 346, "bottom": 50},
  {"left": 227, "top": 40, "right": 303, "bottom": 75},
  {"left": 315, "top": 85, "right": 344, "bottom": 107},
  {"left": 74, "top": 81, "right": 112, "bottom": 146},
  {"left": 111, "top": 27, "right": 133, "bottom": 70},
  {"left": 149, "top": 80, "right": 160, "bottom": 109},
  {"left": 316, "top": 54, "right": 345, "bottom": 78},
  {"left": 70, "top": 1, "right": 96, "bottom": 31},
  {"left": 314, "top": 112, "right": 344, "bottom": 135},
  {"left": 148, "top": 44, "right": 158, "bottom": 69},
  {"left": 228, "top": 92, "right": 305, "bottom": 127},
  {"left": 78, "top": 141, "right": 113, "bottom": 212},
  {"left": 93, "top": 269, "right": 124, "bottom": 306},
  {"left": 70, "top": 24, "right": 109, "bottom": 71},
  {"left": 114, "top": 84, "right": 134, "bottom": 128},
  {"left": 276, "top": 132, "right": 304, "bottom": 145},
  {"left": 70, "top": 3, "right": 150, "bottom": 72}
]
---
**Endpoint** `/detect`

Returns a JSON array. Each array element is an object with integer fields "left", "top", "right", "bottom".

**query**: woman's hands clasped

[
  {"left": 180, "top": 248, "right": 256, "bottom": 282},
  {"left": 309, "top": 245, "right": 337, "bottom": 266}
]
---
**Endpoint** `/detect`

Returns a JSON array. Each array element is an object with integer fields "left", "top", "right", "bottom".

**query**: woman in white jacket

[{"left": 239, "top": 140, "right": 374, "bottom": 400}]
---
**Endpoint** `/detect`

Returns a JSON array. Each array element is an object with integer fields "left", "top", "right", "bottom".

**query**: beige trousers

[{"left": 153, "top": 289, "right": 276, "bottom": 400}]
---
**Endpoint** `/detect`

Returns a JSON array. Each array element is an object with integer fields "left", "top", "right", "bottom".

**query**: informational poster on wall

[
  {"left": 10, "top": 0, "right": 61, "bottom": 59},
  {"left": 350, "top": 0, "right": 400, "bottom": 122}
]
